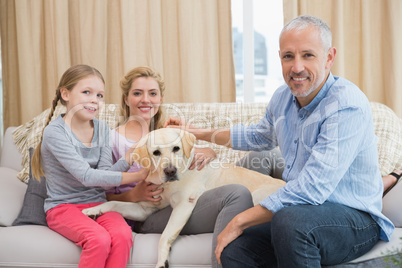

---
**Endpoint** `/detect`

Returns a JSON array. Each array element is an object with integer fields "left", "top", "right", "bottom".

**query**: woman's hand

[
  {"left": 190, "top": 147, "right": 216, "bottom": 170},
  {"left": 107, "top": 180, "right": 163, "bottom": 203},
  {"left": 125, "top": 181, "right": 163, "bottom": 202}
]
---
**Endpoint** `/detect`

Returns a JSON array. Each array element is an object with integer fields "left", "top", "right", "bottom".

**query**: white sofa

[{"left": 0, "top": 102, "right": 401, "bottom": 268}]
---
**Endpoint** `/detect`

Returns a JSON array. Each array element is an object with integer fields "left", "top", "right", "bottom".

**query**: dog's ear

[
  {"left": 131, "top": 137, "right": 151, "bottom": 170},
  {"left": 182, "top": 131, "right": 196, "bottom": 159}
]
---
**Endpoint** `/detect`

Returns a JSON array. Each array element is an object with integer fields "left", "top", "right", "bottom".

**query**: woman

[{"left": 106, "top": 66, "right": 253, "bottom": 268}]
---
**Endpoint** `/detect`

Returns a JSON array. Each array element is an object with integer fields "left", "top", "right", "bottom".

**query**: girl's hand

[
  {"left": 190, "top": 147, "right": 216, "bottom": 170},
  {"left": 134, "top": 168, "right": 149, "bottom": 182}
]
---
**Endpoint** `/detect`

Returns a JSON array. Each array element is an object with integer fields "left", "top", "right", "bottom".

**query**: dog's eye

[
  {"left": 153, "top": 150, "right": 161, "bottom": 156},
  {"left": 172, "top": 146, "right": 180, "bottom": 153}
]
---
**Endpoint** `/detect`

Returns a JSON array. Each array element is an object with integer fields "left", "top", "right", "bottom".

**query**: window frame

[{"left": 233, "top": 0, "right": 284, "bottom": 103}]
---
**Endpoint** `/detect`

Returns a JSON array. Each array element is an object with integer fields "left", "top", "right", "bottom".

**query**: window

[
  {"left": 232, "top": 0, "right": 284, "bottom": 103},
  {"left": 0, "top": 46, "right": 3, "bottom": 147}
]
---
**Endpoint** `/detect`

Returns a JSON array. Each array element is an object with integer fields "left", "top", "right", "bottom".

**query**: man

[{"left": 165, "top": 15, "right": 394, "bottom": 267}]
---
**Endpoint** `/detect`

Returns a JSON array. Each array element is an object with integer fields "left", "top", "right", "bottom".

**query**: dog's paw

[
  {"left": 156, "top": 260, "right": 169, "bottom": 268},
  {"left": 82, "top": 207, "right": 103, "bottom": 219}
]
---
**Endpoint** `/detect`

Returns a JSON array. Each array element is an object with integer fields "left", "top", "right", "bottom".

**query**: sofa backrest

[
  {"left": 9, "top": 102, "right": 402, "bottom": 183},
  {"left": 11, "top": 103, "right": 268, "bottom": 183}
]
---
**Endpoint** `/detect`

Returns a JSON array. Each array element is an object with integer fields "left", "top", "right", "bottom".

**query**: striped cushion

[{"left": 370, "top": 102, "right": 402, "bottom": 176}]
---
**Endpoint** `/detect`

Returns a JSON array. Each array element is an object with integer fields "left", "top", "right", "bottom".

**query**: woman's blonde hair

[
  {"left": 31, "top": 64, "right": 105, "bottom": 181},
  {"left": 119, "top": 66, "right": 165, "bottom": 130}
]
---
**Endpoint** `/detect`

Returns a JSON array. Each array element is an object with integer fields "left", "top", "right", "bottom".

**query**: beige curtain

[
  {"left": 0, "top": 0, "right": 236, "bottom": 129},
  {"left": 284, "top": 0, "right": 402, "bottom": 117}
]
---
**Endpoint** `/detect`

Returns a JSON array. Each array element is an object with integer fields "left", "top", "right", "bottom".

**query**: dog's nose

[{"left": 164, "top": 166, "right": 177, "bottom": 177}]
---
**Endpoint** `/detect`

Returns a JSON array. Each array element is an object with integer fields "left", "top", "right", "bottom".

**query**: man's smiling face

[{"left": 279, "top": 26, "right": 335, "bottom": 107}]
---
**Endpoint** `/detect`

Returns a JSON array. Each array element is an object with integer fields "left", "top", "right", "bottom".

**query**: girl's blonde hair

[
  {"left": 31, "top": 64, "right": 105, "bottom": 181},
  {"left": 119, "top": 66, "right": 165, "bottom": 130}
]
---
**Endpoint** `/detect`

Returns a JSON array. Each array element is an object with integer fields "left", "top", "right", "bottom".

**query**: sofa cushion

[
  {"left": 131, "top": 233, "right": 213, "bottom": 266},
  {"left": 12, "top": 148, "right": 48, "bottom": 226},
  {"left": 369, "top": 102, "right": 402, "bottom": 227},
  {"left": 0, "top": 225, "right": 81, "bottom": 266},
  {"left": 329, "top": 228, "right": 402, "bottom": 267},
  {"left": 12, "top": 106, "right": 65, "bottom": 183},
  {"left": 0, "top": 226, "right": 213, "bottom": 268},
  {"left": 370, "top": 102, "right": 402, "bottom": 176},
  {"left": 0, "top": 167, "right": 27, "bottom": 226}
]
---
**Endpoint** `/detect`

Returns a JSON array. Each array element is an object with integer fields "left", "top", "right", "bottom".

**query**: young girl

[
  {"left": 31, "top": 64, "right": 148, "bottom": 268},
  {"left": 105, "top": 66, "right": 254, "bottom": 268}
]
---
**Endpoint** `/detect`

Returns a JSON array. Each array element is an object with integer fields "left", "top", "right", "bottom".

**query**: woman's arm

[{"left": 107, "top": 180, "right": 163, "bottom": 202}]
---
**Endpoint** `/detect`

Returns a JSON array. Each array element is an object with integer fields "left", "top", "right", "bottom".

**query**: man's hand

[
  {"left": 164, "top": 117, "right": 232, "bottom": 147},
  {"left": 215, "top": 215, "right": 244, "bottom": 264},
  {"left": 164, "top": 117, "right": 188, "bottom": 128},
  {"left": 190, "top": 147, "right": 217, "bottom": 170},
  {"left": 215, "top": 205, "right": 274, "bottom": 264}
]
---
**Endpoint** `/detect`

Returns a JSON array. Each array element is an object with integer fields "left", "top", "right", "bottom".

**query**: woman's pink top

[{"left": 105, "top": 128, "right": 143, "bottom": 195}]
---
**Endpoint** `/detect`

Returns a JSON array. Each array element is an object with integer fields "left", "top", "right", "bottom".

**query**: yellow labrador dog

[{"left": 82, "top": 128, "right": 285, "bottom": 268}]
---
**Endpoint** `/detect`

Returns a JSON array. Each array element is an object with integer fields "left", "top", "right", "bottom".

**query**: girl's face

[
  {"left": 61, "top": 75, "right": 105, "bottom": 122},
  {"left": 125, "top": 77, "right": 162, "bottom": 124}
]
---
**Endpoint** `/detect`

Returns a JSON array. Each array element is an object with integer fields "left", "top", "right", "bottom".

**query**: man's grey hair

[{"left": 280, "top": 15, "right": 332, "bottom": 51}]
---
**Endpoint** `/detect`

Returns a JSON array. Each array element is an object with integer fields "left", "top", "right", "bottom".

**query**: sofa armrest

[
  {"left": 0, "top": 167, "right": 27, "bottom": 226},
  {"left": 0, "top": 127, "right": 22, "bottom": 171},
  {"left": 382, "top": 177, "right": 402, "bottom": 228}
]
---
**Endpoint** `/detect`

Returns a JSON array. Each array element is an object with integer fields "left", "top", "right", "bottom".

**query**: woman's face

[{"left": 125, "top": 77, "right": 162, "bottom": 124}]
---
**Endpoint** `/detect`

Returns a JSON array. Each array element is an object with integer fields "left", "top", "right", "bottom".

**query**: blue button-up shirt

[{"left": 231, "top": 73, "right": 394, "bottom": 241}]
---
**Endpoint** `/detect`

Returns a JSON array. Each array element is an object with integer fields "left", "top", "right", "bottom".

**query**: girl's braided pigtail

[{"left": 31, "top": 89, "right": 61, "bottom": 181}]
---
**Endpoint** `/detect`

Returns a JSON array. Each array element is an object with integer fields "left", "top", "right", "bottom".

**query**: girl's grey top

[{"left": 41, "top": 115, "right": 130, "bottom": 212}]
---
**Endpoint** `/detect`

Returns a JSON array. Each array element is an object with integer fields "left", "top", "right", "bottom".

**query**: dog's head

[{"left": 131, "top": 128, "right": 196, "bottom": 185}]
